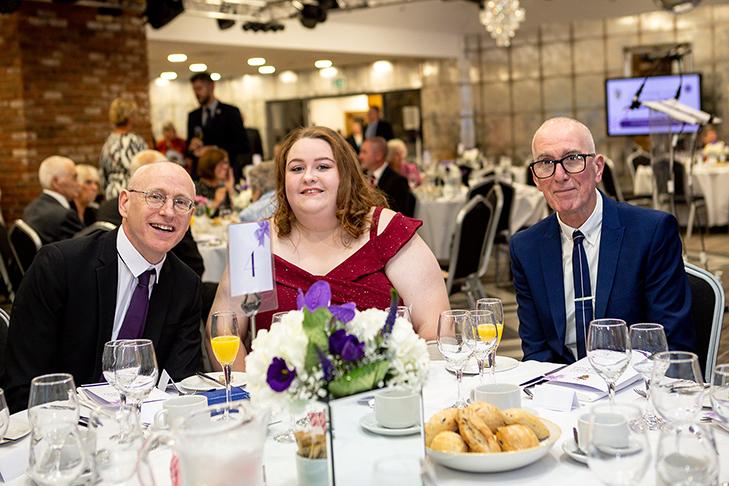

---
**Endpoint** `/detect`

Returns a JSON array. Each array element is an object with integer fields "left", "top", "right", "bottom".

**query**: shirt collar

[
  {"left": 116, "top": 228, "right": 164, "bottom": 283},
  {"left": 204, "top": 99, "right": 219, "bottom": 114},
  {"left": 557, "top": 189, "right": 603, "bottom": 245},
  {"left": 372, "top": 162, "right": 388, "bottom": 181},
  {"left": 43, "top": 189, "right": 70, "bottom": 209}
]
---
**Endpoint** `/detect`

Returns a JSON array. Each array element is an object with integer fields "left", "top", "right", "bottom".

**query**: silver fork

[{"left": 633, "top": 388, "right": 648, "bottom": 399}]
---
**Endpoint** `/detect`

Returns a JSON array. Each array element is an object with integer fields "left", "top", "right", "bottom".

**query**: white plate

[
  {"left": 359, "top": 413, "right": 421, "bottom": 436},
  {"left": 0, "top": 421, "right": 31, "bottom": 444},
  {"left": 562, "top": 438, "right": 587, "bottom": 464},
  {"left": 446, "top": 356, "right": 519, "bottom": 375},
  {"left": 179, "top": 372, "right": 247, "bottom": 392},
  {"left": 426, "top": 419, "right": 561, "bottom": 473}
]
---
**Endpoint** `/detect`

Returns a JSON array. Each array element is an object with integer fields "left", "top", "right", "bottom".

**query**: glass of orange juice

[
  {"left": 477, "top": 298, "right": 504, "bottom": 382},
  {"left": 211, "top": 311, "right": 241, "bottom": 417},
  {"left": 466, "top": 310, "right": 498, "bottom": 384}
]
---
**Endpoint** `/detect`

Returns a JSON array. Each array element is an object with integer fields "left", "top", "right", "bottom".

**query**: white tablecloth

[
  {"left": 198, "top": 241, "right": 227, "bottom": 283},
  {"left": 414, "top": 183, "right": 548, "bottom": 261}
]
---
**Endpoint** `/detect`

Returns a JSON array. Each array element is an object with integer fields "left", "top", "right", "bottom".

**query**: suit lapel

[
  {"left": 144, "top": 259, "right": 172, "bottom": 344},
  {"left": 95, "top": 229, "right": 120, "bottom": 377},
  {"left": 595, "top": 193, "right": 624, "bottom": 318},
  {"left": 540, "top": 216, "right": 567, "bottom": 346}
]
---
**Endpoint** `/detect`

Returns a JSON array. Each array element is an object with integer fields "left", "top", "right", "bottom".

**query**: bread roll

[
  {"left": 467, "top": 402, "right": 505, "bottom": 434},
  {"left": 424, "top": 408, "right": 459, "bottom": 447},
  {"left": 502, "top": 408, "right": 550, "bottom": 440},
  {"left": 496, "top": 424, "right": 540, "bottom": 451},
  {"left": 429, "top": 431, "right": 469, "bottom": 453},
  {"left": 458, "top": 407, "right": 501, "bottom": 453}
]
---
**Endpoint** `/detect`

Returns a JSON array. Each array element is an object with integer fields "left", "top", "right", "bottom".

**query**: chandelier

[{"left": 479, "top": 0, "right": 525, "bottom": 47}]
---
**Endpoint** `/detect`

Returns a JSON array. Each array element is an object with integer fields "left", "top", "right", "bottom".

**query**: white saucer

[
  {"left": 0, "top": 421, "right": 31, "bottom": 445},
  {"left": 179, "top": 372, "right": 247, "bottom": 392},
  {"left": 446, "top": 356, "right": 519, "bottom": 375},
  {"left": 562, "top": 438, "right": 587, "bottom": 464},
  {"left": 359, "top": 413, "right": 420, "bottom": 436}
]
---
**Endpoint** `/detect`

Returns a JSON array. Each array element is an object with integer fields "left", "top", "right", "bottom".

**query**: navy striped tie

[{"left": 572, "top": 230, "right": 592, "bottom": 360}]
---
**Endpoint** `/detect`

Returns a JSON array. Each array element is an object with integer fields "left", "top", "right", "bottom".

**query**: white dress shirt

[
  {"left": 557, "top": 190, "right": 603, "bottom": 360},
  {"left": 370, "top": 162, "right": 389, "bottom": 186},
  {"left": 112, "top": 228, "right": 165, "bottom": 340},
  {"left": 43, "top": 189, "right": 71, "bottom": 209}
]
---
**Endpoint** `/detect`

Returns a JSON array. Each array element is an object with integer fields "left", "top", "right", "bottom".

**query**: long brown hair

[{"left": 273, "top": 126, "right": 388, "bottom": 240}]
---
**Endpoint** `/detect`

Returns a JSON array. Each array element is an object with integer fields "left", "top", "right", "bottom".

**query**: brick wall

[{"left": 0, "top": 1, "right": 151, "bottom": 223}]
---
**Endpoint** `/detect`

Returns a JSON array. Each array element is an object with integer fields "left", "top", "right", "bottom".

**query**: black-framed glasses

[
  {"left": 530, "top": 153, "right": 595, "bottom": 179},
  {"left": 128, "top": 189, "right": 194, "bottom": 215}
]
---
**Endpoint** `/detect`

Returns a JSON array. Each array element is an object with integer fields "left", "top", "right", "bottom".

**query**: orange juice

[
  {"left": 477, "top": 323, "right": 504, "bottom": 346},
  {"left": 212, "top": 335, "right": 240, "bottom": 364},
  {"left": 495, "top": 323, "right": 503, "bottom": 346}
]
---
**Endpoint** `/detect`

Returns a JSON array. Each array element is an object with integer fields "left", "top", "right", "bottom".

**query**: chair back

[
  {"left": 478, "top": 184, "right": 504, "bottom": 279},
  {"left": 8, "top": 220, "right": 42, "bottom": 274},
  {"left": 0, "top": 308, "right": 7, "bottom": 379},
  {"left": 0, "top": 221, "right": 22, "bottom": 300},
  {"left": 684, "top": 262, "right": 725, "bottom": 382},
  {"left": 445, "top": 195, "right": 493, "bottom": 296},
  {"left": 627, "top": 150, "right": 651, "bottom": 179},
  {"left": 598, "top": 157, "right": 624, "bottom": 202},
  {"left": 652, "top": 158, "right": 687, "bottom": 197},
  {"left": 468, "top": 177, "right": 514, "bottom": 236},
  {"left": 73, "top": 220, "right": 116, "bottom": 238}
]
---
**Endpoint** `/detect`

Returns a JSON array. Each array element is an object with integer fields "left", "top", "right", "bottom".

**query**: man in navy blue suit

[{"left": 510, "top": 117, "right": 695, "bottom": 364}]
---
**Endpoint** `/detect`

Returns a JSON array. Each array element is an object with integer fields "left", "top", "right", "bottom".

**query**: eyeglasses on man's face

[
  {"left": 530, "top": 153, "right": 596, "bottom": 179},
  {"left": 128, "top": 189, "right": 194, "bottom": 215}
]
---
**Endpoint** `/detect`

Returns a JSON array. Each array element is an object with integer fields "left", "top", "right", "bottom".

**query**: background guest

[
  {"left": 359, "top": 137, "right": 414, "bottom": 217},
  {"left": 239, "top": 161, "right": 276, "bottom": 222},
  {"left": 345, "top": 119, "right": 364, "bottom": 154},
  {"left": 99, "top": 98, "right": 149, "bottom": 200},
  {"left": 155, "top": 121, "right": 190, "bottom": 171},
  {"left": 23, "top": 156, "right": 84, "bottom": 245},
  {"left": 195, "top": 148, "right": 236, "bottom": 217},
  {"left": 71, "top": 164, "right": 101, "bottom": 226},
  {"left": 387, "top": 138, "right": 422, "bottom": 187},
  {"left": 241, "top": 112, "right": 265, "bottom": 169},
  {"left": 364, "top": 105, "right": 394, "bottom": 141},
  {"left": 206, "top": 126, "right": 449, "bottom": 371}
]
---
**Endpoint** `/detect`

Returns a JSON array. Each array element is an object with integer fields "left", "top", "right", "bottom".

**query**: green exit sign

[{"left": 332, "top": 78, "right": 346, "bottom": 89}]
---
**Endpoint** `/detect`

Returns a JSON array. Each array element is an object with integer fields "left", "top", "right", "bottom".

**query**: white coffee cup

[
  {"left": 577, "top": 411, "right": 629, "bottom": 452},
  {"left": 153, "top": 395, "right": 208, "bottom": 430},
  {"left": 374, "top": 390, "right": 420, "bottom": 429},
  {"left": 470, "top": 383, "right": 521, "bottom": 411}
]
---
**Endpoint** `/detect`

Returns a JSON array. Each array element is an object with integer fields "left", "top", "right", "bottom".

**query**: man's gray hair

[
  {"left": 532, "top": 117, "right": 596, "bottom": 158},
  {"left": 38, "top": 156, "right": 75, "bottom": 189}
]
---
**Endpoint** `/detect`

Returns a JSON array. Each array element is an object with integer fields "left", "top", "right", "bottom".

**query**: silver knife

[{"left": 518, "top": 364, "right": 569, "bottom": 387}]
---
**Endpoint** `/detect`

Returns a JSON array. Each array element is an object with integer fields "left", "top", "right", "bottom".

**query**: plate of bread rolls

[{"left": 425, "top": 402, "right": 560, "bottom": 472}]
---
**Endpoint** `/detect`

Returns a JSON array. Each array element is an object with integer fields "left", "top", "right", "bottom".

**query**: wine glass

[
  {"left": 269, "top": 311, "right": 296, "bottom": 442},
  {"left": 0, "top": 388, "right": 9, "bottom": 441},
  {"left": 89, "top": 404, "right": 143, "bottom": 485},
  {"left": 210, "top": 311, "right": 242, "bottom": 418},
  {"left": 586, "top": 403, "right": 651, "bottom": 486},
  {"left": 396, "top": 306, "right": 412, "bottom": 323},
  {"left": 464, "top": 309, "right": 498, "bottom": 384},
  {"left": 656, "top": 422, "right": 719, "bottom": 486},
  {"left": 371, "top": 454, "right": 436, "bottom": 486},
  {"left": 587, "top": 319, "right": 631, "bottom": 404},
  {"left": 102, "top": 341, "right": 125, "bottom": 404},
  {"left": 114, "top": 339, "right": 159, "bottom": 414},
  {"left": 27, "top": 373, "right": 86, "bottom": 486},
  {"left": 437, "top": 310, "right": 473, "bottom": 409},
  {"left": 710, "top": 363, "right": 729, "bottom": 423},
  {"left": 476, "top": 298, "right": 504, "bottom": 375},
  {"left": 628, "top": 323, "right": 668, "bottom": 429},
  {"left": 651, "top": 351, "right": 705, "bottom": 427}
]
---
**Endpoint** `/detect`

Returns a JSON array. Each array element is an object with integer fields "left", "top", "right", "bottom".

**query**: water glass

[
  {"left": 476, "top": 298, "right": 504, "bottom": 379},
  {"left": 656, "top": 423, "right": 719, "bottom": 486},
  {"left": 114, "top": 339, "right": 159, "bottom": 413},
  {"left": 464, "top": 309, "right": 498, "bottom": 384},
  {"left": 102, "top": 341, "right": 124, "bottom": 403},
  {"left": 270, "top": 311, "right": 296, "bottom": 443},
  {"left": 587, "top": 319, "right": 631, "bottom": 404},
  {"left": 437, "top": 310, "right": 473, "bottom": 409},
  {"left": 629, "top": 323, "right": 668, "bottom": 429},
  {"left": 396, "top": 306, "right": 412, "bottom": 323},
  {"left": 371, "top": 455, "right": 435, "bottom": 486},
  {"left": 710, "top": 363, "right": 729, "bottom": 423},
  {"left": 651, "top": 351, "right": 705, "bottom": 426},
  {"left": 89, "top": 404, "right": 143, "bottom": 485},
  {"left": 586, "top": 404, "right": 651, "bottom": 486},
  {"left": 28, "top": 373, "right": 87, "bottom": 486},
  {"left": 0, "top": 389, "right": 9, "bottom": 441}
]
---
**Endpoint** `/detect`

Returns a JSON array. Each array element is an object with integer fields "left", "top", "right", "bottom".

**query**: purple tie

[{"left": 118, "top": 269, "right": 155, "bottom": 340}]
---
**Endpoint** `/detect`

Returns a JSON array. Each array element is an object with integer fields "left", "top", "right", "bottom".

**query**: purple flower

[
  {"left": 329, "top": 302, "right": 356, "bottom": 323},
  {"left": 382, "top": 288, "right": 399, "bottom": 336},
  {"left": 267, "top": 357, "right": 296, "bottom": 392},
  {"left": 329, "top": 329, "right": 365, "bottom": 362},
  {"left": 297, "top": 280, "right": 331, "bottom": 312},
  {"left": 255, "top": 221, "right": 269, "bottom": 247},
  {"left": 316, "top": 347, "right": 335, "bottom": 381}
]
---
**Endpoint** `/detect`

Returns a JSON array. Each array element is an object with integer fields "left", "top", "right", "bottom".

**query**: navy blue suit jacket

[{"left": 510, "top": 192, "right": 695, "bottom": 364}]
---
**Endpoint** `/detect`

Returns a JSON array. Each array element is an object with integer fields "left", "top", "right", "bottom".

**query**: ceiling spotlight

[
  {"left": 242, "top": 21, "right": 285, "bottom": 32},
  {"left": 189, "top": 63, "right": 207, "bottom": 72},
  {"left": 248, "top": 58, "right": 266, "bottom": 66},
  {"left": 218, "top": 2, "right": 235, "bottom": 29},
  {"left": 373, "top": 60, "right": 392, "bottom": 72},
  {"left": 315, "top": 60, "right": 332, "bottom": 69},
  {"left": 654, "top": 0, "right": 701, "bottom": 13},
  {"left": 320, "top": 67, "right": 337, "bottom": 78},
  {"left": 160, "top": 72, "right": 178, "bottom": 80},
  {"left": 167, "top": 54, "right": 187, "bottom": 63},
  {"left": 211, "top": 73, "right": 221, "bottom": 81},
  {"left": 259, "top": 66, "right": 276, "bottom": 74},
  {"left": 299, "top": 2, "right": 327, "bottom": 28}
]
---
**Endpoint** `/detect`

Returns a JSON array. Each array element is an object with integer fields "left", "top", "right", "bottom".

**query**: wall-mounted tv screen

[{"left": 605, "top": 73, "right": 702, "bottom": 136}]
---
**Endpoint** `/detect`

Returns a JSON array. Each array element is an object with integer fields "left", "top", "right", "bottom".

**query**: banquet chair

[
  {"left": 0, "top": 308, "right": 8, "bottom": 379},
  {"left": 73, "top": 220, "right": 116, "bottom": 238},
  {"left": 8, "top": 219, "right": 42, "bottom": 275},
  {"left": 598, "top": 157, "right": 625, "bottom": 203},
  {"left": 626, "top": 148, "right": 651, "bottom": 181},
  {"left": 443, "top": 195, "right": 495, "bottom": 308},
  {"left": 0, "top": 221, "right": 22, "bottom": 302},
  {"left": 652, "top": 158, "right": 707, "bottom": 239},
  {"left": 684, "top": 262, "right": 725, "bottom": 382}
]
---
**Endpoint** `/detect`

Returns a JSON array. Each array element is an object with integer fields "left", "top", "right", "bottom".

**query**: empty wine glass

[
  {"left": 270, "top": 311, "right": 296, "bottom": 442},
  {"left": 114, "top": 339, "right": 159, "bottom": 414},
  {"left": 651, "top": 351, "right": 705, "bottom": 428},
  {"left": 27, "top": 373, "right": 86, "bottom": 486},
  {"left": 437, "top": 310, "right": 473, "bottom": 409},
  {"left": 656, "top": 422, "right": 719, "bottom": 486},
  {"left": 89, "top": 404, "right": 143, "bottom": 485},
  {"left": 371, "top": 454, "right": 436, "bottom": 486},
  {"left": 629, "top": 323, "right": 668, "bottom": 429},
  {"left": 102, "top": 341, "right": 125, "bottom": 404},
  {"left": 476, "top": 298, "right": 504, "bottom": 376},
  {"left": 587, "top": 319, "right": 631, "bottom": 404},
  {"left": 710, "top": 363, "right": 729, "bottom": 423},
  {"left": 464, "top": 309, "right": 498, "bottom": 384},
  {"left": 586, "top": 403, "right": 651, "bottom": 486}
]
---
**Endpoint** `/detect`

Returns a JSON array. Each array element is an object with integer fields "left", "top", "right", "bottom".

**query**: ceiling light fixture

[
  {"left": 479, "top": 0, "right": 525, "bottom": 47},
  {"left": 259, "top": 66, "right": 276, "bottom": 74},
  {"left": 167, "top": 54, "right": 187, "bottom": 63},
  {"left": 242, "top": 21, "right": 285, "bottom": 32},
  {"left": 211, "top": 73, "right": 221, "bottom": 81},
  {"left": 189, "top": 63, "right": 208, "bottom": 72},
  {"left": 248, "top": 58, "right": 266, "bottom": 66},
  {"left": 315, "top": 60, "right": 332, "bottom": 68},
  {"left": 654, "top": 0, "right": 701, "bottom": 13},
  {"left": 160, "top": 72, "right": 178, "bottom": 80},
  {"left": 218, "top": 2, "right": 236, "bottom": 29},
  {"left": 373, "top": 60, "right": 392, "bottom": 72},
  {"left": 320, "top": 67, "right": 337, "bottom": 78},
  {"left": 280, "top": 71, "right": 299, "bottom": 83}
]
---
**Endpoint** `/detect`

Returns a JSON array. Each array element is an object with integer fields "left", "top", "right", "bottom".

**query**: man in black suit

[
  {"left": 23, "top": 156, "right": 84, "bottom": 245},
  {"left": 359, "top": 137, "right": 414, "bottom": 217},
  {"left": 186, "top": 72, "right": 250, "bottom": 183},
  {"left": 363, "top": 106, "right": 394, "bottom": 141},
  {"left": 4, "top": 162, "right": 202, "bottom": 412}
]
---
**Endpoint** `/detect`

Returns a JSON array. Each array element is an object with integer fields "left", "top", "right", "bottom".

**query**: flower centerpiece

[{"left": 246, "top": 281, "right": 429, "bottom": 406}]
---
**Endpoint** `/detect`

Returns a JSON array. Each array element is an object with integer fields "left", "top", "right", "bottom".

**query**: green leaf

[
  {"left": 327, "top": 360, "right": 389, "bottom": 398},
  {"left": 302, "top": 307, "right": 332, "bottom": 372}
]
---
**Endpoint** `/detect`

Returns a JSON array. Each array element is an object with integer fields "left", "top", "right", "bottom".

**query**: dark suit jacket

[
  {"left": 186, "top": 101, "right": 250, "bottom": 181},
  {"left": 3, "top": 229, "right": 202, "bottom": 412},
  {"left": 345, "top": 135, "right": 362, "bottom": 154},
  {"left": 510, "top": 191, "right": 695, "bottom": 364},
  {"left": 365, "top": 119, "right": 394, "bottom": 141},
  {"left": 240, "top": 127, "right": 264, "bottom": 169},
  {"left": 23, "top": 193, "right": 85, "bottom": 245},
  {"left": 377, "top": 165, "right": 414, "bottom": 217},
  {"left": 96, "top": 198, "right": 205, "bottom": 278}
]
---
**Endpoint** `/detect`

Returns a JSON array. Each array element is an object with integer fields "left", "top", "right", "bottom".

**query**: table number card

[{"left": 228, "top": 221, "right": 275, "bottom": 297}]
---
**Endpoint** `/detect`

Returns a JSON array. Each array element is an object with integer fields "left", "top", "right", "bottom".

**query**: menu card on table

[{"left": 79, "top": 384, "right": 170, "bottom": 424}]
